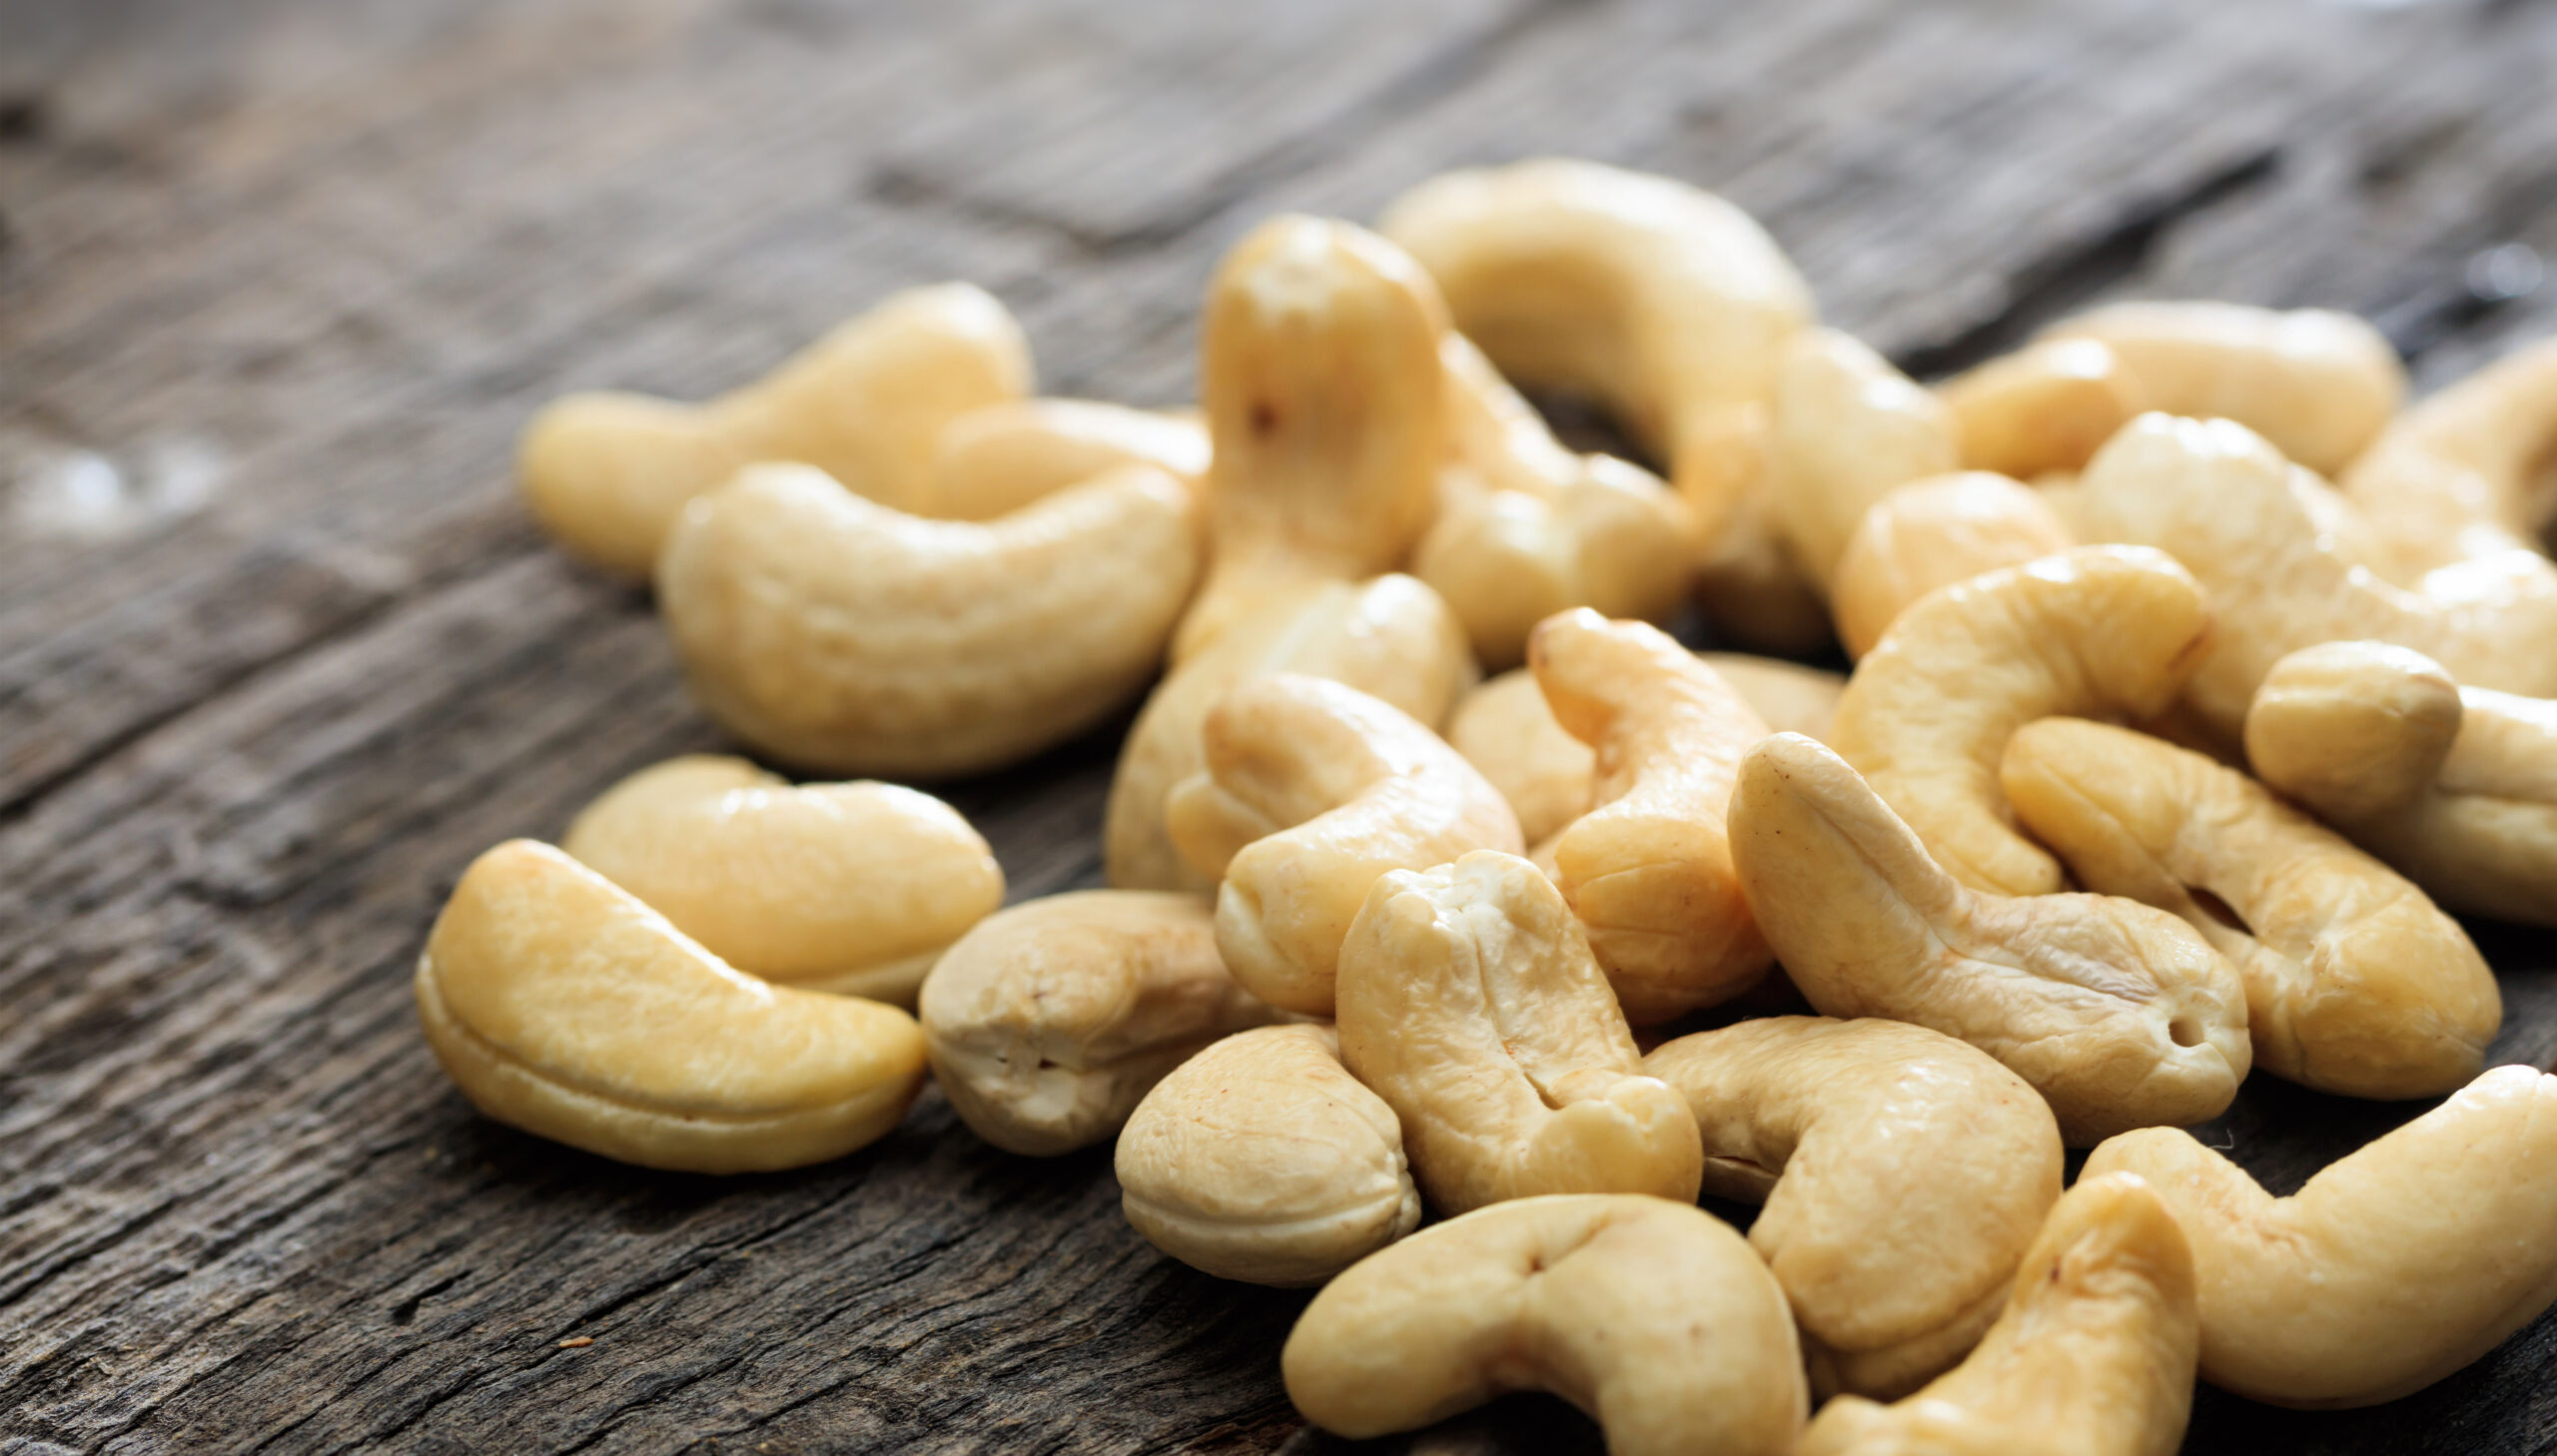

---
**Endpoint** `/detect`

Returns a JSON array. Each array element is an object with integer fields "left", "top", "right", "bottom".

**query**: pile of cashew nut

[{"left": 415, "top": 154, "right": 2557, "bottom": 1451}]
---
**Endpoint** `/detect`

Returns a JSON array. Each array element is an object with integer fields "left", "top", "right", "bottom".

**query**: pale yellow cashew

[
  {"left": 924, "top": 397, "right": 1209, "bottom": 521},
  {"left": 414, "top": 841, "right": 928, "bottom": 1173},
  {"left": 1798, "top": 1171, "right": 2198, "bottom": 1456},
  {"left": 1829, "top": 544, "right": 2212, "bottom": 898},
  {"left": 2041, "top": 300, "right": 2405, "bottom": 476},
  {"left": 1335, "top": 851, "right": 1704, "bottom": 1213},
  {"left": 1445, "top": 668, "right": 1595, "bottom": 847},
  {"left": 657, "top": 461, "right": 1199, "bottom": 781},
  {"left": 2074, "top": 412, "right": 2557, "bottom": 735},
  {"left": 1730, "top": 733, "right": 2250, "bottom": 1144},
  {"left": 2246, "top": 640, "right": 2557, "bottom": 927},
  {"left": 1937, "top": 337, "right": 2149, "bottom": 480},
  {"left": 1644, "top": 1017, "right": 2064, "bottom": 1400},
  {"left": 1691, "top": 466, "right": 1841, "bottom": 656},
  {"left": 1769, "top": 328, "right": 1961, "bottom": 588},
  {"left": 1175, "top": 216, "right": 1447, "bottom": 662},
  {"left": 2343, "top": 333, "right": 2557, "bottom": 572},
  {"left": 1830, "top": 471, "right": 2078, "bottom": 660},
  {"left": 1696, "top": 652, "right": 1846, "bottom": 742},
  {"left": 1117, "top": 1025, "right": 1420, "bottom": 1287},
  {"left": 916, "top": 891, "right": 1281, "bottom": 1156},
  {"left": 2004, "top": 717, "right": 2498, "bottom": 1098},
  {"left": 1283, "top": 1194, "right": 1806, "bottom": 1456},
  {"left": 1529, "top": 609, "right": 1773, "bottom": 1023},
  {"left": 559, "top": 755, "right": 1003, "bottom": 1008},
  {"left": 2086, "top": 1065, "right": 2557, "bottom": 1408},
  {"left": 1103, "top": 573, "right": 1474, "bottom": 893},
  {"left": 519, "top": 283, "right": 1030, "bottom": 578}
]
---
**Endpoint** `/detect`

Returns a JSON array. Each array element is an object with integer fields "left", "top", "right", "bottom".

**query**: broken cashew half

[
  {"left": 1770, "top": 328, "right": 1962, "bottom": 588},
  {"left": 924, "top": 397, "right": 1209, "bottom": 521},
  {"left": 415, "top": 841, "right": 929, "bottom": 1173},
  {"left": 2086, "top": 1065, "right": 2557, "bottom": 1408},
  {"left": 1730, "top": 733, "right": 2251, "bottom": 1144},
  {"left": 1645, "top": 1017, "right": 2065, "bottom": 1400},
  {"left": 1283, "top": 1194, "right": 1806, "bottom": 1456},
  {"left": 1117, "top": 1025, "right": 1420, "bottom": 1287},
  {"left": 2343, "top": 332, "right": 2557, "bottom": 572},
  {"left": 1830, "top": 470, "right": 2078, "bottom": 660},
  {"left": 560, "top": 755, "right": 1004, "bottom": 1007},
  {"left": 1937, "top": 337, "right": 2149, "bottom": 480},
  {"left": 519, "top": 283, "right": 1031, "bottom": 578}
]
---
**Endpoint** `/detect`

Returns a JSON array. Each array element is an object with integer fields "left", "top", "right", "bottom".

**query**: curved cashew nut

[
  {"left": 1446, "top": 668, "right": 1596, "bottom": 847},
  {"left": 2075, "top": 412, "right": 2557, "bottom": 734},
  {"left": 2246, "top": 640, "right": 2557, "bottom": 927},
  {"left": 1282, "top": 1194, "right": 1806, "bottom": 1456},
  {"left": 1103, "top": 573, "right": 1474, "bottom": 892},
  {"left": 1530, "top": 609, "right": 1773, "bottom": 1022},
  {"left": 1937, "top": 337, "right": 2149, "bottom": 479},
  {"left": 657, "top": 460, "right": 1200, "bottom": 780},
  {"left": 1644, "top": 1017, "right": 2064, "bottom": 1400},
  {"left": 2041, "top": 300, "right": 2405, "bottom": 476},
  {"left": 2343, "top": 333, "right": 2557, "bottom": 571},
  {"left": 916, "top": 891, "right": 1281, "bottom": 1155},
  {"left": 414, "top": 841, "right": 928, "bottom": 1173},
  {"left": 1830, "top": 470, "right": 2078, "bottom": 660},
  {"left": 1116, "top": 1025, "right": 1420, "bottom": 1287},
  {"left": 519, "top": 283, "right": 1030, "bottom": 577},
  {"left": 1378, "top": 158, "right": 1816, "bottom": 547},
  {"left": 1336, "top": 851, "right": 1704, "bottom": 1212},
  {"left": 1798, "top": 1171, "right": 2198, "bottom": 1456},
  {"left": 2086, "top": 1065, "right": 2557, "bottom": 1408},
  {"left": 1829, "top": 543, "right": 2212, "bottom": 897},
  {"left": 559, "top": 755, "right": 1003, "bottom": 1007},
  {"left": 1770, "top": 328, "right": 1963, "bottom": 588},
  {"left": 1730, "top": 733, "right": 2251, "bottom": 1143},
  {"left": 2003, "top": 716, "right": 2499, "bottom": 1098},
  {"left": 924, "top": 397, "right": 1208, "bottom": 521},
  {"left": 1175, "top": 216, "right": 1447, "bottom": 662}
]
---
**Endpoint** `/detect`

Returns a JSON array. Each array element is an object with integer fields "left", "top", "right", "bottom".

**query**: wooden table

[{"left": 5, "top": 1, "right": 2557, "bottom": 1450}]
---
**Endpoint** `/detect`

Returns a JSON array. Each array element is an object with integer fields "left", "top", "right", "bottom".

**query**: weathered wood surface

[{"left": 4, "top": 0, "right": 2557, "bottom": 1451}]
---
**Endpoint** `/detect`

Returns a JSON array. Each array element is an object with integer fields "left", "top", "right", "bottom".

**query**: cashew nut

[
  {"left": 2085, "top": 1065, "right": 2557, "bottom": 1408},
  {"left": 2342, "top": 333, "right": 2557, "bottom": 572},
  {"left": 1730, "top": 733, "right": 2250, "bottom": 1143},
  {"left": 2041, "top": 300, "right": 2405, "bottom": 476},
  {"left": 1830, "top": 470, "right": 2078, "bottom": 659},
  {"left": 1937, "top": 337, "right": 2149, "bottom": 479},
  {"left": 917, "top": 891, "right": 1281, "bottom": 1156},
  {"left": 1828, "top": 544, "right": 2212, "bottom": 897},
  {"left": 414, "top": 840, "right": 928, "bottom": 1173},
  {"left": 1282, "top": 1194, "right": 1806, "bottom": 1456},
  {"left": 2246, "top": 640, "right": 2557, "bottom": 927},
  {"left": 1692, "top": 468, "right": 1841, "bottom": 655},
  {"left": 1116, "top": 1025, "right": 1419, "bottom": 1287},
  {"left": 1104, "top": 573, "right": 1474, "bottom": 892},
  {"left": 1446, "top": 668, "right": 1595, "bottom": 846},
  {"left": 559, "top": 755, "right": 1004, "bottom": 1008},
  {"left": 1798, "top": 1171, "right": 2198, "bottom": 1456},
  {"left": 519, "top": 283, "right": 1030, "bottom": 578},
  {"left": 924, "top": 397, "right": 1209, "bottom": 521},
  {"left": 1770, "top": 328, "right": 1962, "bottom": 588},
  {"left": 1696, "top": 652, "right": 1847, "bottom": 742},
  {"left": 1335, "top": 851, "right": 1704, "bottom": 1212},
  {"left": 1644, "top": 1017, "right": 2064, "bottom": 1400},
  {"left": 657, "top": 460, "right": 1200, "bottom": 780},
  {"left": 1175, "top": 216, "right": 1447, "bottom": 662}
]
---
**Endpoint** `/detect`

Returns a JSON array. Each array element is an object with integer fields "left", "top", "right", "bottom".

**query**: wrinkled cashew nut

[
  {"left": 2343, "top": 333, "right": 2557, "bottom": 571},
  {"left": 519, "top": 283, "right": 1031, "bottom": 577},
  {"left": 560, "top": 755, "right": 1004, "bottom": 1007},
  {"left": 1336, "top": 851, "right": 1704, "bottom": 1213},
  {"left": 1770, "top": 328, "right": 1962, "bottom": 588},
  {"left": 1117, "top": 1025, "right": 1420, "bottom": 1287},
  {"left": 1937, "top": 337, "right": 2149, "bottom": 480},
  {"left": 415, "top": 841, "right": 929, "bottom": 1173},
  {"left": 1830, "top": 470, "right": 2077, "bottom": 660},
  {"left": 1645, "top": 1017, "right": 2064, "bottom": 1400},
  {"left": 1283, "top": 1193, "right": 1807, "bottom": 1456},
  {"left": 1730, "top": 733, "right": 2251, "bottom": 1144},
  {"left": 925, "top": 397, "right": 1209, "bottom": 521},
  {"left": 2086, "top": 1065, "right": 2557, "bottom": 1408},
  {"left": 657, "top": 460, "right": 1200, "bottom": 780},
  {"left": 917, "top": 891, "right": 1281, "bottom": 1156}
]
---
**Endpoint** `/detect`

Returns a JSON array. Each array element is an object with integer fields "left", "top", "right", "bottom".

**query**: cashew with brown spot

[
  {"left": 917, "top": 891, "right": 1281, "bottom": 1156},
  {"left": 1117, "top": 1025, "right": 1419, "bottom": 1287},
  {"left": 1937, "top": 336, "right": 2149, "bottom": 479},
  {"left": 415, "top": 841, "right": 929, "bottom": 1173},
  {"left": 1336, "top": 851, "right": 1704, "bottom": 1212},
  {"left": 1282, "top": 1193, "right": 1806, "bottom": 1456},
  {"left": 2343, "top": 333, "right": 2557, "bottom": 572},
  {"left": 1830, "top": 470, "right": 2077, "bottom": 659},
  {"left": 1730, "top": 733, "right": 2250, "bottom": 1143},
  {"left": 519, "top": 283, "right": 1030, "bottom": 578},
  {"left": 560, "top": 755, "right": 1003, "bottom": 1008},
  {"left": 1645, "top": 1017, "right": 2064, "bottom": 1399},
  {"left": 925, "top": 397, "right": 1209, "bottom": 521},
  {"left": 1770, "top": 328, "right": 1962, "bottom": 588},
  {"left": 2085, "top": 1065, "right": 2557, "bottom": 1408}
]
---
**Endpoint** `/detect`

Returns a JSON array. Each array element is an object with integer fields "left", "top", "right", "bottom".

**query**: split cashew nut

[
  {"left": 924, "top": 397, "right": 1208, "bottom": 521},
  {"left": 1830, "top": 470, "right": 2077, "bottom": 660}
]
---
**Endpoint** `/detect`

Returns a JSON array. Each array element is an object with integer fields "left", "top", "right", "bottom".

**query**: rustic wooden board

[{"left": 5, "top": 0, "right": 2557, "bottom": 1451}]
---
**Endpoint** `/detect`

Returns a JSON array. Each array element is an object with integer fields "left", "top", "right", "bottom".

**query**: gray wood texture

[{"left": 5, "top": 0, "right": 2557, "bottom": 1450}]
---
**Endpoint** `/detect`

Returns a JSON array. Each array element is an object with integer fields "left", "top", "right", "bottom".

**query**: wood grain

[{"left": 4, "top": 0, "right": 2557, "bottom": 1451}]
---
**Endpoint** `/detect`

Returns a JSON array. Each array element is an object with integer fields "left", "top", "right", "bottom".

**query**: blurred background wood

[{"left": 4, "top": 0, "right": 2557, "bottom": 1451}]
